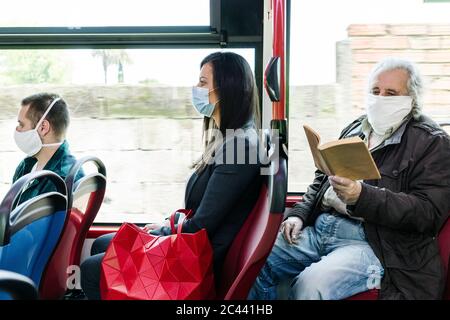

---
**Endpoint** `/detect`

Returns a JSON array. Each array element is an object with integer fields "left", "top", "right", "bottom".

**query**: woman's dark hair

[
  {"left": 201, "top": 51, "right": 260, "bottom": 134},
  {"left": 193, "top": 52, "right": 261, "bottom": 172}
]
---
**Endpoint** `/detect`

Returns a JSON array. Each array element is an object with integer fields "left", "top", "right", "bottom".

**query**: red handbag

[{"left": 100, "top": 210, "right": 215, "bottom": 300}]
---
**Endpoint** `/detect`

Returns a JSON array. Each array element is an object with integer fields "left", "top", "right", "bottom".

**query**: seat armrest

[{"left": 0, "top": 270, "right": 38, "bottom": 300}]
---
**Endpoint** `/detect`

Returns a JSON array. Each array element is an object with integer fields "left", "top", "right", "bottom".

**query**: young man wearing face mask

[
  {"left": 13, "top": 93, "right": 79, "bottom": 205},
  {"left": 248, "top": 57, "right": 450, "bottom": 300}
]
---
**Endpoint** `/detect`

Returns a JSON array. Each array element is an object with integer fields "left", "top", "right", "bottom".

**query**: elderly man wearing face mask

[
  {"left": 248, "top": 57, "right": 450, "bottom": 300},
  {"left": 12, "top": 93, "right": 80, "bottom": 205}
]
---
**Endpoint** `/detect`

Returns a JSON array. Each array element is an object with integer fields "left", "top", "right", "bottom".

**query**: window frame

[
  {"left": 0, "top": 0, "right": 265, "bottom": 122},
  {"left": 0, "top": 0, "right": 274, "bottom": 225}
]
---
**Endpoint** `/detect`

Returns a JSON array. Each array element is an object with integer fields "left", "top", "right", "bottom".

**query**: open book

[{"left": 303, "top": 125, "right": 381, "bottom": 180}]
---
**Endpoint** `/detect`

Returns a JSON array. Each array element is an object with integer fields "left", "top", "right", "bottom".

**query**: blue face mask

[{"left": 191, "top": 86, "right": 219, "bottom": 118}]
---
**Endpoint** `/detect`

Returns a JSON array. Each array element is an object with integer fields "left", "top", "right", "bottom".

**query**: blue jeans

[
  {"left": 80, "top": 233, "right": 116, "bottom": 300},
  {"left": 248, "top": 213, "right": 383, "bottom": 300}
]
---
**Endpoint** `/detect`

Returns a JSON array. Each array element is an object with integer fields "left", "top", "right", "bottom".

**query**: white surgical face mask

[
  {"left": 366, "top": 94, "right": 413, "bottom": 136},
  {"left": 14, "top": 97, "right": 63, "bottom": 157},
  {"left": 191, "top": 86, "right": 219, "bottom": 118}
]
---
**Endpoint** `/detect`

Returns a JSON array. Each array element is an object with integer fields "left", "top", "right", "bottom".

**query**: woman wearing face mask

[
  {"left": 80, "top": 51, "right": 264, "bottom": 300},
  {"left": 12, "top": 93, "right": 80, "bottom": 205}
]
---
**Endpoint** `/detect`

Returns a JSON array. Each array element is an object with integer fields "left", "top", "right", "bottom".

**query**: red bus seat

[
  {"left": 39, "top": 157, "right": 106, "bottom": 300},
  {"left": 217, "top": 133, "right": 287, "bottom": 300},
  {"left": 441, "top": 217, "right": 450, "bottom": 299}
]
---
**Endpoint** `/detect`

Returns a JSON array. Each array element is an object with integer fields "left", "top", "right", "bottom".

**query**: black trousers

[{"left": 80, "top": 233, "right": 116, "bottom": 300}]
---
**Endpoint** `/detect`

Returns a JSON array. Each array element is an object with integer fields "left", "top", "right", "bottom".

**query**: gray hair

[{"left": 367, "top": 57, "right": 424, "bottom": 119}]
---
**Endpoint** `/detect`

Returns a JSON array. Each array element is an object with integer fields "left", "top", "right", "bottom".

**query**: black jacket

[
  {"left": 287, "top": 114, "right": 450, "bottom": 299},
  {"left": 155, "top": 127, "right": 263, "bottom": 282}
]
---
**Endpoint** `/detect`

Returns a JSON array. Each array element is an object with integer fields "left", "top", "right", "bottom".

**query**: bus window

[
  {"left": 0, "top": 48, "right": 255, "bottom": 223},
  {"left": 288, "top": 0, "right": 450, "bottom": 193},
  {"left": 0, "top": 0, "right": 209, "bottom": 27}
]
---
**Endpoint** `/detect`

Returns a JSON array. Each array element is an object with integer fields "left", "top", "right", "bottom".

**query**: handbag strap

[{"left": 169, "top": 210, "right": 190, "bottom": 234}]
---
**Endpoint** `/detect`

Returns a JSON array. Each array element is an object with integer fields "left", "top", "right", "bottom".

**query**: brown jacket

[{"left": 287, "top": 114, "right": 450, "bottom": 299}]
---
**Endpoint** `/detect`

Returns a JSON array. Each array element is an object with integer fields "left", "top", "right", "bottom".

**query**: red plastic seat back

[
  {"left": 217, "top": 147, "right": 287, "bottom": 300},
  {"left": 39, "top": 157, "right": 106, "bottom": 300},
  {"left": 439, "top": 217, "right": 450, "bottom": 299}
]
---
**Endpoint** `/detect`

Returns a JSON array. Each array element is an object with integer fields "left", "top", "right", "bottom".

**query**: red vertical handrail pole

[{"left": 272, "top": 0, "right": 285, "bottom": 120}]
